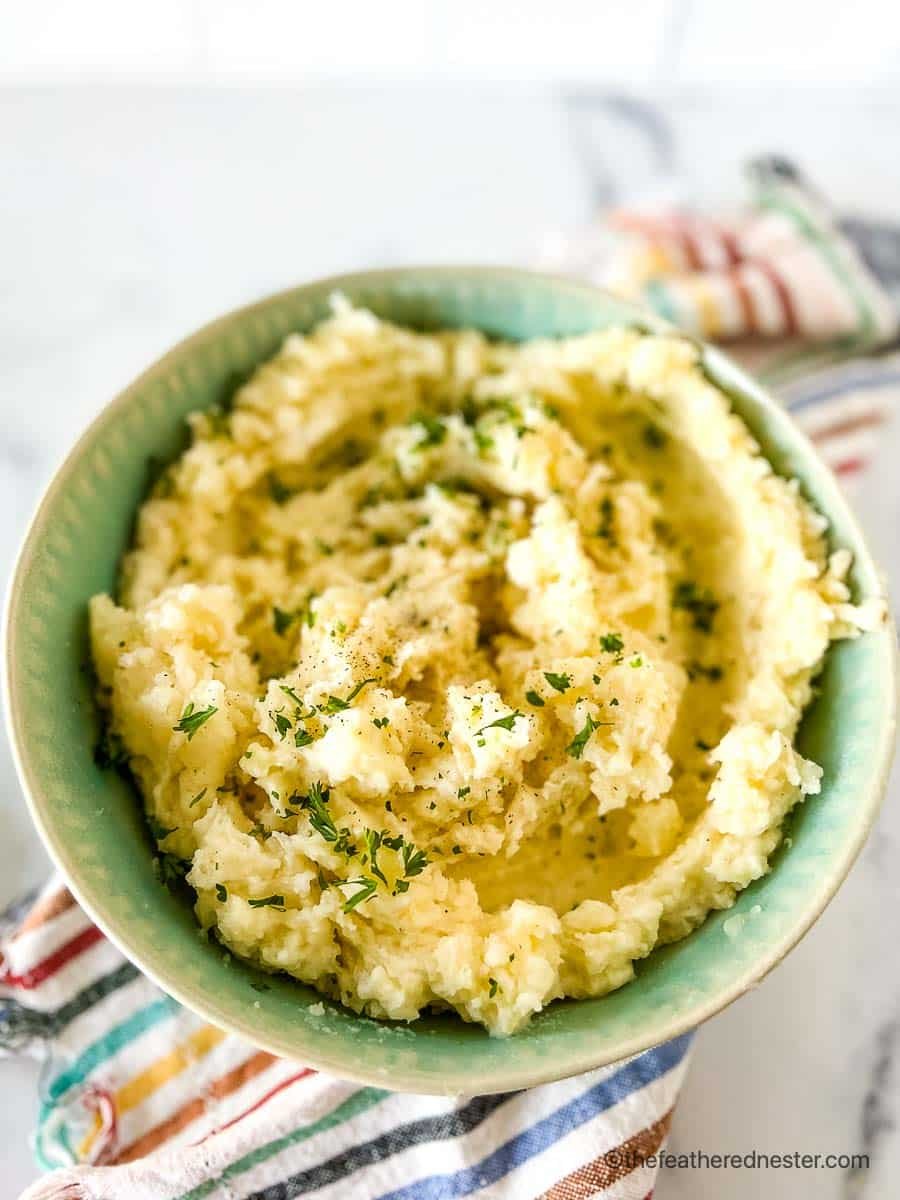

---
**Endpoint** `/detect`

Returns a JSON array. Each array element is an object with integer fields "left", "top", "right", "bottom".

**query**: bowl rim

[{"left": 4, "top": 265, "right": 897, "bottom": 1093}]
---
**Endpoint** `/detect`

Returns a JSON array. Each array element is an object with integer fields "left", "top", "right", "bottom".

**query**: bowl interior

[{"left": 5, "top": 268, "right": 895, "bottom": 1093}]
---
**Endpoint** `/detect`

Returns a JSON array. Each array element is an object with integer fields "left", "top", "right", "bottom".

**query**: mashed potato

[{"left": 89, "top": 300, "right": 880, "bottom": 1035}]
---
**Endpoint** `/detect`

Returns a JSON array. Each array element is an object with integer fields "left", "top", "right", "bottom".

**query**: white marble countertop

[{"left": 1, "top": 85, "right": 898, "bottom": 1199}]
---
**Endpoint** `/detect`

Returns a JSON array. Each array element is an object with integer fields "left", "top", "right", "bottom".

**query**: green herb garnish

[
  {"left": 643, "top": 423, "right": 668, "bottom": 449},
  {"left": 268, "top": 473, "right": 294, "bottom": 505},
  {"left": 566, "top": 713, "right": 610, "bottom": 760},
  {"left": 319, "top": 678, "right": 377, "bottom": 714},
  {"left": 271, "top": 711, "right": 292, "bottom": 739},
  {"left": 401, "top": 842, "right": 429, "bottom": 877},
  {"left": 599, "top": 632, "right": 624, "bottom": 653},
  {"left": 215, "top": 883, "right": 228, "bottom": 902},
  {"left": 525, "top": 690, "right": 545, "bottom": 707},
  {"left": 673, "top": 581, "right": 719, "bottom": 633},
  {"left": 189, "top": 788, "right": 207, "bottom": 808},
  {"left": 411, "top": 413, "right": 447, "bottom": 449},
  {"left": 372, "top": 716, "right": 390, "bottom": 729},
  {"left": 687, "top": 661, "right": 724, "bottom": 683},
  {"left": 543, "top": 672, "right": 571, "bottom": 694},
  {"left": 273, "top": 606, "right": 296, "bottom": 635},
  {"left": 341, "top": 877, "right": 377, "bottom": 911},
  {"left": 488, "top": 977, "right": 499, "bottom": 998},
  {"left": 596, "top": 496, "right": 616, "bottom": 542},
  {"left": 94, "top": 727, "right": 130, "bottom": 772},
  {"left": 173, "top": 702, "right": 217, "bottom": 741},
  {"left": 473, "top": 430, "right": 494, "bottom": 455},
  {"left": 248, "top": 894, "right": 286, "bottom": 910},
  {"left": 475, "top": 710, "right": 523, "bottom": 744}
]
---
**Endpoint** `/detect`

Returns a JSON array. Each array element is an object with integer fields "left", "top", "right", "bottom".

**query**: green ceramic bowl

[{"left": 4, "top": 268, "right": 896, "bottom": 1094}]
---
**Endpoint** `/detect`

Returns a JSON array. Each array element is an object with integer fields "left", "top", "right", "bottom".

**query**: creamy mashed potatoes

[{"left": 90, "top": 301, "right": 879, "bottom": 1035}]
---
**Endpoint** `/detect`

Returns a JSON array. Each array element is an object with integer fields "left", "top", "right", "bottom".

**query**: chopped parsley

[
  {"left": 294, "top": 726, "right": 316, "bottom": 748},
  {"left": 372, "top": 716, "right": 390, "bottom": 729},
  {"left": 340, "top": 877, "right": 378, "bottom": 911},
  {"left": 543, "top": 671, "right": 571, "bottom": 694},
  {"left": 566, "top": 713, "right": 610, "bottom": 760},
  {"left": 525, "top": 690, "right": 545, "bottom": 707},
  {"left": 596, "top": 496, "right": 616, "bottom": 542},
  {"left": 173, "top": 702, "right": 217, "bottom": 740},
  {"left": 401, "top": 843, "right": 429, "bottom": 877},
  {"left": 475, "top": 710, "right": 524, "bottom": 745},
  {"left": 94, "top": 727, "right": 129, "bottom": 772},
  {"left": 385, "top": 574, "right": 407, "bottom": 598},
  {"left": 189, "top": 788, "right": 207, "bottom": 808},
  {"left": 673, "top": 581, "right": 719, "bottom": 633},
  {"left": 319, "top": 678, "right": 377, "bottom": 714},
  {"left": 473, "top": 429, "right": 494, "bottom": 455},
  {"left": 363, "top": 829, "right": 389, "bottom": 886},
  {"left": 147, "top": 815, "right": 174, "bottom": 843},
  {"left": 154, "top": 853, "right": 189, "bottom": 890},
  {"left": 687, "top": 661, "right": 724, "bottom": 683},
  {"left": 457, "top": 786, "right": 471, "bottom": 799},
  {"left": 629, "top": 656, "right": 643, "bottom": 668},
  {"left": 273, "top": 595, "right": 317, "bottom": 635},
  {"left": 215, "top": 883, "right": 228, "bottom": 902},
  {"left": 247, "top": 894, "right": 286, "bottom": 910},
  {"left": 411, "top": 412, "right": 447, "bottom": 449},
  {"left": 268, "top": 473, "right": 294, "bottom": 505},
  {"left": 488, "top": 977, "right": 499, "bottom": 998},
  {"left": 271, "top": 711, "right": 292, "bottom": 739},
  {"left": 272, "top": 606, "right": 298, "bottom": 635},
  {"left": 599, "top": 632, "right": 624, "bottom": 653},
  {"left": 642, "top": 422, "right": 668, "bottom": 449},
  {"left": 280, "top": 684, "right": 304, "bottom": 707},
  {"left": 696, "top": 738, "right": 713, "bottom": 751}
]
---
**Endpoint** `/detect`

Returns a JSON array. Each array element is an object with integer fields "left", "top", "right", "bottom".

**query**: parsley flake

[
  {"left": 248, "top": 894, "right": 286, "bottom": 910},
  {"left": 525, "top": 690, "right": 545, "bottom": 707},
  {"left": 319, "top": 678, "right": 377, "bottom": 714},
  {"left": 599, "top": 633, "right": 624, "bottom": 653},
  {"left": 543, "top": 671, "right": 571, "bottom": 694},
  {"left": 268, "top": 473, "right": 294, "bottom": 505},
  {"left": 566, "top": 713, "right": 611, "bottom": 759},
  {"left": 475, "top": 710, "right": 524, "bottom": 742},
  {"left": 411, "top": 413, "right": 447, "bottom": 449},
  {"left": 341, "top": 877, "right": 377, "bottom": 911},
  {"left": 271, "top": 711, "right": 292, "bottom": 739},
  {"left": 673, "top": 581, "right": 719, "bottom": 633},
  {"left": 173, "top": 702, "right": 217, "bottom": 740}
]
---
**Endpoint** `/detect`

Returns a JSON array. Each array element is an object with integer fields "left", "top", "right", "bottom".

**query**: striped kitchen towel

[
  {"left": 2, "top": 880, "right": 691, "bottom": 1200},
  {"left": 539, "top": 155, "right": 900, "bottom": 482},
  {"left": 4, "top": 158, "right": 900, "bottom": 1200}
]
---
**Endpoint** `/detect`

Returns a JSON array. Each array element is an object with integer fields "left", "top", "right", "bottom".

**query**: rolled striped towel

[
  {"left": 4, "top": 159, "right": 899, "bottom": 1199},
  {"left": 2, "top": 881, "right": 692, "bottom": 1200},
  {"left": 538, "top": 156, "right": 900, "bottom": 485}
]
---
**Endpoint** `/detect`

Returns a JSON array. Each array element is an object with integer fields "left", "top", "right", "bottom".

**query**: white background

[
  {"left": 3, "top": 0, "right": 900, "bottom": 87},
  {"left": 2, "top": 4, "right": 900, "bottom": 1199}
]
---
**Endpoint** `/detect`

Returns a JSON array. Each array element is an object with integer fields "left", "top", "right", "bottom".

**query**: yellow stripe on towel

[{"left": 79, "top": 1024, "right": 227, "bottom": 1158}]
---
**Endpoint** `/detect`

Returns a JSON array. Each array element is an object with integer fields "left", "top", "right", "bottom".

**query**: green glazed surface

[{"left": 4, "top": 268, "right": 896, "bottom": 1094}]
